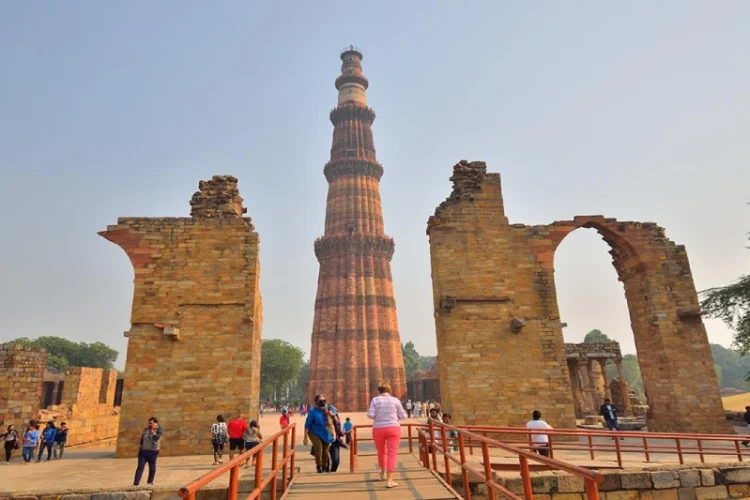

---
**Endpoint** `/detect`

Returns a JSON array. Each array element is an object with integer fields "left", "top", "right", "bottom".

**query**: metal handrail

[{"left": 178, "top": 424, "right": 297, "bottom": 500}]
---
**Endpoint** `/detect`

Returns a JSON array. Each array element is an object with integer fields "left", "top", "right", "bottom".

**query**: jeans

[
  {"left": 309, "top": 433, "right": 330, "bottom": 470},
  {"left": 373, "top": 426, "right": 401, "bottom": 473},
  {"left": 329, "top": 442, "right": 340, "bottom": 472},
  {"left": 606, "top": 419, "right": 620, "bottom": 431},
  {"left": 37, "top": 442, "right": 53, "bottom": 461},
  {"left": 212, "top": 441, "right": 224, "bottom": 462},
  {"left": 22, "top": 446, "right": 34, "bottom": 462},
  {"left": 534, "top": 446, "right": 550, "bottom": 457},
  {"left": 53, "top": 442, "right": 66, "bottom": 459},
  {"left": 133, "top": 449, "right": 159, "bottom": 485}
]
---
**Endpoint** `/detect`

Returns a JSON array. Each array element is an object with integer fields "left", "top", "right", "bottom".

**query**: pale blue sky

[{"left": 1, "top": 2, "right": 748, "bottom": 369}]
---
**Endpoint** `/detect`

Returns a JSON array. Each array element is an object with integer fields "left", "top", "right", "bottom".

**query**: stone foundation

[
  {"left": 0, "top": 344, "right": 46, "bottom": 427},
  {"left": 100, "top": 175, "right": 263, "bottom": 457}
]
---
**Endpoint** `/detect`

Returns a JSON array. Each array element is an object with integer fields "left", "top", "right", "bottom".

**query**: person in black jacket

[
  {"left": 600, "top": 399, "right": 624, "bottom": 440},
  {"left": 741, "top": 406, "right": 750, "bottom": 447}
]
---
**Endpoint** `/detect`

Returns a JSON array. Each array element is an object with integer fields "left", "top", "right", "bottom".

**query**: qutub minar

[{"left": 307, "top": 47, "right": 407, "bottom": 410}]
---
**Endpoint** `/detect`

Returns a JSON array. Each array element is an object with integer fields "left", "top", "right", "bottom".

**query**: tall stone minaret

[{"left": 307, "top": 47, "right": 407, "bottom": 410}]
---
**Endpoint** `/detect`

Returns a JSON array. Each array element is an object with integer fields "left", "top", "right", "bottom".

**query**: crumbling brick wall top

[
  {"left": 565, "top": 342, "right": 622, "bottom": 359},
  {"left": 189, "top": 175, "right": 248, "bottom": 219},
  {"left": 433, "top": 160, "right": 487, "bottom": 216}
]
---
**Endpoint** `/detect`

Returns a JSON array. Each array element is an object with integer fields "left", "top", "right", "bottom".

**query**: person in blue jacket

[
  {"left": 303, "top": 395, "right": 334, "bottom": 473},
  {"left": 36, "top": 421, "right": 57, "bottom": 462}
]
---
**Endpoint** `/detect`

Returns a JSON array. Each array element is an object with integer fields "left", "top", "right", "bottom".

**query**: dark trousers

[
  {"left": 605, "top": 419, "right": 620, "bottom": 431},
  {"left": 37, "top": 442, "right": 53, "bottom": 461},
  {"left": 329, "top": 442, "right": 341, "bottom": 472},
  {"left": 54, "top": 442, "right": 65, "bottom": 459},
  {"left": 134, "top": 449, "right": 159, "bottom": 485},
  {"left": 533, "top": 446, "right": 550, "bottom": 457},
  {"left": 4, "top": 441, "right": 14, "bottom": 462}
]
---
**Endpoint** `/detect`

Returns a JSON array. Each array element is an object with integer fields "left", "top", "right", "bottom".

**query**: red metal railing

[
  {"left": 348, "top": 423, "right": 424, "bottom": 472},
  {"left": 178, "top": 424, "right": 296, "bottom": 500},
  {"left": 419, "top": 420, "right": 604, "bottom": 500}
]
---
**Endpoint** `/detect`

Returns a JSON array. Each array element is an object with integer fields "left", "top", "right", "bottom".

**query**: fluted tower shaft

[{"left": 307, "top": 48, "right": 407, "bottom": 411}]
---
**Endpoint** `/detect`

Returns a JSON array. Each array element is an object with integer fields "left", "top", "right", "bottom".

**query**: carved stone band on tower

[{"left": 307, "top": 48, "right": 407, "bottom": 411}]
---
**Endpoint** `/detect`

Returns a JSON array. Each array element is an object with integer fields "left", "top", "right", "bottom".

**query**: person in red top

[
  {"left": 279, "top": 409, "right": 291, "bottom": 430},
  {"left": 227, "top": 414, "right": 248, "bottom": 460}
]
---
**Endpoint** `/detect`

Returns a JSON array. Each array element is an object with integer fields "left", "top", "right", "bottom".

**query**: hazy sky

[{"left": 1, "top": 2, "right": 748, "bottom": 370}]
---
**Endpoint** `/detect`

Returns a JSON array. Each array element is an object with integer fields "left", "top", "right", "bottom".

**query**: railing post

[
  {"left": 481, "top": 442, "right": 495, "bottom": 500},
  {"left": 519, "top": 455, "right": 534, "bottom": 500},
  {"left": 229, "top": 464, "right": 239, "bottom": 500},
  {"left": 736, "top": 439, "right": 744, "bottom": 462},
  {"left": 588, "top": 434, "right": 594, "bottom": 460},
  {"left": 675, "top": 438, "right": 684, "bottom": 465},
  {"left": 441, "top": 425, "right": 451, "bottom": 486},
  {"left": 271, "top": 438, "right": 279, "bottom": 500},
  {"left": 282, "top": 430, "right": 289, "bottom": 493},
  {"left": 697, "top": 439, "right": 704, "bottom": 463},
  {"left": 429, "top": 419, "right": 438, "bottom": 471},
  {"left": 350, "top": 427, "right": 357, "bottom": 473},
  {"left": 584, "top": 477, "right": 600, "bottom": 500},
  {"left": 290, "top": 425, "right": 296, "bottom": 481},
  {"left": 614, "top": 434, "right": 622, "bottom": 468},
  {"left": 255, "top": 446, "right": 264, "bottom": 492},
  {"left": 408, "top": 424, "right": 413, "bottom": 454},
  {"left": 458, "top": 433, "right": 471, "bottom": 500}
]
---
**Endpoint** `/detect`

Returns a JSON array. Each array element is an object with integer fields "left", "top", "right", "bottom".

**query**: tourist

[
  {"left": 36, "top": 421, "right": 57, "bottom": 463},
  {"left": 133, "top": 416, "right": 162, "bottom": 486},
  {"left": 442, "top": 413, "right": 458, "bottom": 452},
  {"left": 211, "top": 415, "right": 229, "bottom": 465},
  {"left": 367, "top": 382, "right": 407, "bottom": 489},
  {"left": 279, "top": 408, "right": 291, "bottom": 431},
  {"left": 243, "top": 420, "right": 263, "bottom": 469},
  {"left": 22, "top": 421, "right": 39, "bottom": 464},
  {"left": 53, "top": 421, "right": 69, "bottom": 459},
  {"left": 303, "top": 394, "right": 334, "bottom": 474},
  {"left": 406, "top": 399, "right": 413, "bottom": 418},
  {"left": 2, "top": 424, "right": 19, "bottom": 464},
  {"left": 742, "top": 406, "right": 750, "bottom": 447},
  {"left": 415, "top": 401, "right": 422, "bottom": 419},
  {"left": 327, "top": 405, "right": 347, "bottom": 472},
  {"left": 227, "top": 414, "right": 249, "bottom": 461},
  {"left": 526, "top": 410, "right": 552, "bottom": 457},
  {"left": 343, "top": 417, "right": 353, "bottom": 445},
  {"left": 600, "top": 398, "right": 623, "bottom": 439},
  {"left": 425, "top": 407, "right": 443, "bottom": 452}
]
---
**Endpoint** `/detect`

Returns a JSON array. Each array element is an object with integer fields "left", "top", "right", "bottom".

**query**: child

[
  {"left": 343, "top": 417, "right": 353, "bottom": 445},
  {"left": 36, "top": 421, "right": 57, "bottom": 462},
  {"left": 243, "top": 421, "right": 263, "bottom": 468}
]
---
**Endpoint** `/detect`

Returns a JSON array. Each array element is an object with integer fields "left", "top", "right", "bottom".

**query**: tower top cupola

[{"left": 335, "top": 45, "right": 369, "bottom": 106}]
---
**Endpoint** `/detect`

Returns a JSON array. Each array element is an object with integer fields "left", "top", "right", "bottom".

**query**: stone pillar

[
  {"left": 586, "top": 359, "right": 601, "bottom": 409},
  {"left": 568, "top": 360, "right": 584, "bottom": 418},
  {"left": 615, "top": 359, "right": 633, "bottom": 416},
  {"left": 598, "top": 359, "right": 612, "bottom": 401},
  {"left": 577, "top": 358, "right": 595, "bottom": 414}
]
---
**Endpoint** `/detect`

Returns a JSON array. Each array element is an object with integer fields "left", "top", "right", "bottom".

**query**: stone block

[
  {"left": 621, "top": 472, "right": 653, "bottom": 490},
  {"left": 61, "top": 496, "right": 92, "bottom": 500},
  {"left": 600, "top": 472, "right": 623, "bottom": 491},
  {"left": 678, "top": 487, "right": 697, "bottom": 500},
  {"left": 680, "top": 471, "right": 702, "bottom": 488},
  {"left": 91, "top": 494, "right": 150, "bottom": 500},
  {"left": 728, "top": 484, "right": 750, "bottom": 498},
  {"left": 694, "top": 486, "right": 728, "bottom": 500},
  {"left": 719, "top": 467, "right": 750, "bottom": 484},
  {"left": 150, "top": 492, "right": 181, "bottom": 500},
  {"left": 652, "top": 471, "right": 681, "bottom": 490},
  {"left": 701, "top": 470, "right": 717, "bottom": 487},
  {"left": 552, "top": 495, "right": 583, "bottom": 500},
  {"left": 557, "top": 475, "right": 585, "bottom": 493},
  {"left": 40, "top": 496, "right": 62, "bottom": 500},
  {"left": 605, "top": 491, "right": 640, "bottom": 500},
  {"left": 531, "top": 474, "right": 558, "bottom": 493},
  {"left": 640, "top": 490, "right": 679, "bottom": 500}
]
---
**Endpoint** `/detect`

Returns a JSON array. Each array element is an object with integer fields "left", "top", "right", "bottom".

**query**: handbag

[{"left": 13, "top": 438, "right": 20, "bottom": 449}]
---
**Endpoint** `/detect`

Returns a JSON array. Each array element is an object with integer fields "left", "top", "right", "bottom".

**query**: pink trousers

[{"left": 372, "top": 426, "right": 401, "bottom": 473}]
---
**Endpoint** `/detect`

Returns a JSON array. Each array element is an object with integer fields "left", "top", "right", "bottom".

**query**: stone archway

[{"left": 534, "top": 216, "right": 729, "bottom": 433}]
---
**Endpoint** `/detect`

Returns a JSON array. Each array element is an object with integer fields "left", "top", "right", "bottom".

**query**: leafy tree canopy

[
  {"left": 8, "top": 336, "right": 118, "bottom": 372},
  {"left": 701, "top": 274, "right": 750, "bottom": 354},
  {"left": 583, "top": 329, "right": 613, "bottom": 343},
  {"left": 402, "top": 342, "right": 437, "bottom": 379},
  {"left": 260, "top": 339, "right": 305, "bottom": 400}
]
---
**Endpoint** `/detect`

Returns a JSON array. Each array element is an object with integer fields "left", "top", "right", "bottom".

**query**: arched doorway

[{"left": 541, "top": 216, "right": 729, "bottom": 433}]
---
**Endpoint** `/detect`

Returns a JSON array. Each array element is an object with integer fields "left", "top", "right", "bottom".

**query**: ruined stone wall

[
  {"left": 426, "top": 161, "right": 577, "bottom": 428},
  {"left": 100, "top": 175, "right": 262, "bottom": 457},
  {"left": 0, "top": 344, "right": 46, "bottom": 427},
  {"left": 427, "top": 161, "right": 729, "bottom": 434}
]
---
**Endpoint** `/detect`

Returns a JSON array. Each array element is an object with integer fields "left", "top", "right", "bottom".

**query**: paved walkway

[{"left": 284, "top": 453, "right": 460, "bottom": 499}]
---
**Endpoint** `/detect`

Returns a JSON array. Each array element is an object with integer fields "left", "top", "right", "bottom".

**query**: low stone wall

[{"left": 485, "top": 463, "right": 750, "bottom": 499}]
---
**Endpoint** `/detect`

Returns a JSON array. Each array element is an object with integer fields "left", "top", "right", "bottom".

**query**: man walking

[
  {"left": 406, "top": 399, "right": 413, "bottom": 418},
  {"left": 742, "top": 406, "right": 750, "bottom": 447},
  {"left": 133, "top": 417, "right": 161, "bottom": 486},
  {"left": 227, "top": 414, "right": 249, "bottom": 460},
  {"left": 526, "top": 410, "right": 552, "bottom": 457}
]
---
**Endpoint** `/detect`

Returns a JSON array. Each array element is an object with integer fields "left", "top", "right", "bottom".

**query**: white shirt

[
  {"left": 526, "top": 419, "right": 552, "bottom": 444},
  {"left": 367, "top": 393, "right": 407, "bottom": 428},
  {"left": 406, "top": 401, "right": 413, "bottom": 410}
]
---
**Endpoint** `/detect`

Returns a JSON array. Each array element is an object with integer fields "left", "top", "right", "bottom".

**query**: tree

[
  {"left": 402, "top": 342, "right": 420, "bottom": 378},
  {"left": 605, "top": 354, "right": 645, "bottom": 399},
  {"left": 8, "top": 336, "right": 118, "bottom": 371},
  {"left": 701, "top": 274, "right": 750, "bottom": 354},
  {"left": 583, "top": 329, "right": 613, "bottom": 343},
  {"left": 260, "top": 339, "right": 305, "bottom": 401}
]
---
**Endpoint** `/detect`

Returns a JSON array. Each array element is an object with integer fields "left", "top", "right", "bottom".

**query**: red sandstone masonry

[{"left": 0, "top": 344, "right": 46, "bottom": 427}]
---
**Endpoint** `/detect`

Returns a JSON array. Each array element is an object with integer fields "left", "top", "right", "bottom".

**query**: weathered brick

[
  {"left": 621, "top": 472, "right": 653, "bottom": 490},
  {"left": 640, "top": 490, "right": 679, "bottom": 500},
  {"left": 719, "top": 467, "right": 750, "bottom": 484},
  {"left": 694, "top": 486, "right": 728, "bottom": 500},
  {"left": 728, "top": 484, "right": 750, "bottom": 498},
  {"left": 680, "top": 471, "right": 702, "bottom": 489},
  {"left": 652, "top": 471, "right": 681, "bottom": 490},
  {"left": 700, "top": 470, "right": 717, "bottom": 487},
  {"left": 605, "top": 491, "right": 639, "bottom": 500}
]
